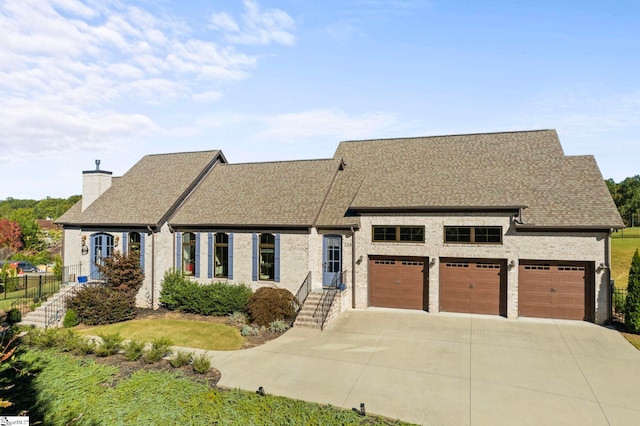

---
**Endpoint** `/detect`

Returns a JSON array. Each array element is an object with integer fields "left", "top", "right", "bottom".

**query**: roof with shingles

[
  {"left": 169, "top": 159, "right": 341, "bottom": 227},
  {"left": 56, "top": 129, "right": 623, "bottom": 230},
  {"left": 59, "top": 151, "right": 223, "bottom": 226},
  {"left": 316, "top": 129, "right": 623, "bottom": 229}
]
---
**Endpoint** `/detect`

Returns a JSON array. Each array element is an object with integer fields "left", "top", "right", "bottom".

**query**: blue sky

[{"left": 1, "top": 0, "right": 638, "bottom": 199}]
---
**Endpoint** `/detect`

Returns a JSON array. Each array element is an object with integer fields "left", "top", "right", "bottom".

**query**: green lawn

[
  {"left": 78, "top": 319, "right": 244, "bottom": 351},
  {"left": 611, "top": 231, "right": 640, "bottom": 288},
  {"left": 1, "top": 349, "right": 411, "bottom": 425}
]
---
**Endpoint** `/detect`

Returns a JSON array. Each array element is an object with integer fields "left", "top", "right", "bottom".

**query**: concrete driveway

[{"left": 209, "top": 309, "right": 640, "bottom": 425}]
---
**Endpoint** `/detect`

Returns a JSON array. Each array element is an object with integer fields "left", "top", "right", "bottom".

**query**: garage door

[
  {"left": 440, "top": 259, "right": 505, "bottom": 316},
  {"left": 519, "top": 262, "right": 591, "bottom": 321},
  {"left": 369, "top": 257, "right": 427, "bottom": 310}
]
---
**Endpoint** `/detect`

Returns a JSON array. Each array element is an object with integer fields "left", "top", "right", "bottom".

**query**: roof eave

[{"left": 350, "top": 205, "right": 526, "bottom": 214}]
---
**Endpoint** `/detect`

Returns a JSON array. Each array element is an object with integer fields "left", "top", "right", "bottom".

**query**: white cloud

[
  {"left": 0, "top": 0, "right": 295, "bottom": 171},
  {"left": 210, "top": 0, "right": 295, "bottom": 46}
]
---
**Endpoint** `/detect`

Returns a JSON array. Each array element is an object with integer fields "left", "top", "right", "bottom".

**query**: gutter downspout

[
  {"left": 606, "top": 229, "right": 612, "bottom": 323},
  {"left": 147, "top": 226, "right": 155, "bottom": 309},
  {"left": 351, "top": 226, "right": 356, "bottom": 309}
]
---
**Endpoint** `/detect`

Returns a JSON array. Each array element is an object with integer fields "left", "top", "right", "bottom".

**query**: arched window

[
  {"left": 259, "top": 233, "right": 275, "bottom": 281},
  {"left": 214, "top": 233, "right": 229, "bottom": 278},
  {"left": 182, "top": 232, "right": 196, "bottom": 275}
]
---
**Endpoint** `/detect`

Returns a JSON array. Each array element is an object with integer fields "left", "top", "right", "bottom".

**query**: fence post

[
  {"left": 24, "top": 275, "right": 28, "bottom": 297},
  {"left": 38, "top": 275, "right": 43, "bottom": 300}
]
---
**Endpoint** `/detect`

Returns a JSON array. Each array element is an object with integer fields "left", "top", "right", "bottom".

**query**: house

[{"left": 56, "top": 129, "right": 624, "bottom": 324}]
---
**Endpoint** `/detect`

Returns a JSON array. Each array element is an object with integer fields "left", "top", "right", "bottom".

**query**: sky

[{"left": 1, "top": 0, "right": 639, "bottom": 200}]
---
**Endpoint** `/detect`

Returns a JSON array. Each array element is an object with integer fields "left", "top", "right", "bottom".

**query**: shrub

[
  {"left": 240, "top": 324, "right": 261, "bottom": 337},
  {"left": 625, "top": 249, "right": 640, "bottom": 332},
  {"left": 55, "top": 329, "right": 82, "bottom": 352},
  {"left": 159, "top": 270, "right": 253, "bottom": 316},
  {"left": 97, "top": 251, "right": 144, "bottom": 293},
  {"left": 123, "top": 339, "right": 146, "bottom": 361},
  {"left": 95, "top": 333, "right": 123, "bottom": 357},
  {"left": 268, "top": 320, "right": 290, "bottom": 333},
  {"left": 6, "top": 307, "right": 21, "bottom": 324},
  {"left": 246, "top": 287, "right": 296, "bottom": 326},
  {"left": 142, "top": 337, "right": 173, "bottom": 364},
  {"left": 169, "top": 350, "right": 193, "bottom": 368},
  {"left": 66, "top": 284, "right": 137, "bottom": 325},
  {"left": 226, "top": 311, "right": 249, "bottom": 327},
  {"left": 74, "top": 336, "right": 97, "bottom": 355},
  {"left": 192, "top": 353, "right": 211, "bottom": 374},
  {"left": 62, "top": 309, "right": 79, "bottom": 328}
]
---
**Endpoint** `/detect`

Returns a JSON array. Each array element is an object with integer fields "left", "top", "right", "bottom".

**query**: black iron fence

[{"left": 611, "top": 284, "right": 627, "bottom": 323}]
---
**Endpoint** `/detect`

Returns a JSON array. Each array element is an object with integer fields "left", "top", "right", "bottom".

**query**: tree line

[
  {"left": 0, "top": 195, "right": 80, "bottom": 264},
  {"left": 606, "top": 175, "right": 640, "bottom": 228}
]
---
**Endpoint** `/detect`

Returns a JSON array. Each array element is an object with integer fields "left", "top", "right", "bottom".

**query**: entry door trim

[{"left": 322, "top": 235, "right": 342, "bottom": 287}]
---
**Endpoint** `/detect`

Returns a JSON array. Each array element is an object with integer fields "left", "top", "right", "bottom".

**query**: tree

[
  {"left": 607, "top": 175, "right": 640, "bottom": 227},
  {"left": 0, "top": 219, "right": 23, "bottom": 252},
  {"left": 624, "top": 249, "right": 640, "bottom": 332},
  {"left": 8, "top": 208, "right": 42, "bottom": 251}
]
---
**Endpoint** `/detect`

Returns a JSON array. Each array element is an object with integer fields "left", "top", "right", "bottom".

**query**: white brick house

[{"left": 56, "top": 130, "right": 623, "bottom": 324}]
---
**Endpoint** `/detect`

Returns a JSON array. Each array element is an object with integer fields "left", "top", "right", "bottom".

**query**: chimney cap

[{"left": 95, "top": 159, "right": 101, "bottom": 170}]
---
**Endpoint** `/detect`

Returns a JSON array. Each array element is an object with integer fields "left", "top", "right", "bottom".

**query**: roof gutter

[{"left": 350, "top": 205, "right": 526, "bottom": 214}]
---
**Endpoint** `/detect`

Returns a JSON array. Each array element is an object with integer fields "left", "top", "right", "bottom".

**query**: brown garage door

[
  {"left": 519, "top": 262, "right": 591, "bottom": 321},
  {"left": 440, "top": 259, "right": 506, "bottom": 316},
  {"left": 369, "top": 257, "right": 427, "bottom": 310}
]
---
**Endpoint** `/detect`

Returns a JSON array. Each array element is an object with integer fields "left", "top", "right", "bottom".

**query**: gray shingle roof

[
  {"left": 170, "top": 159, "right": 340, "bottom": 227},
  {"left": 60, "top": 151, "right": 223, "bottom": 226},
  {"left": 316, "top": 129, "right": 623, "bottom": 229}
]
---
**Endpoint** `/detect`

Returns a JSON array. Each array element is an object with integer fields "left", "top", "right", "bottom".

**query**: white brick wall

[{"left": 355, "top": 213, "right": 610, "bottom": 323}]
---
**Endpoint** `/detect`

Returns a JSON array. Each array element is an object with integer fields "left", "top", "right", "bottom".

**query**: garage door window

[
  {"left": 372, "top": 226, "right": 424, "bottom": 242},
  {"left": 444, "top": 226, "right": 502, "bottom": 244}
]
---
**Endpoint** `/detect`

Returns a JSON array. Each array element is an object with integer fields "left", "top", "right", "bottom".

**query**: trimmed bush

[
  {"left": 66, "top": 284, "right": 137, "bottom": 325},
  {"left": 268, "top": 319, "right": 290, "bottom": 333},
  {"left": 95, "top": 333, "right": 123, "bottom": 357},
  {"left": 246, "top": 287, "right": 296, "bottom": 326},
  {"left": 142, "top": 337, "right": 173, "bottom": 364},
  {"left": 123, "top": 339, "right": 146, "bottom": 361},
  {"left": 159, "top": 270, "right": 253, "bottom": 316},
  {"left": 62, "top": 309, "right": 79, "bottom": 328},
  {"left": 6, "top": 307, "right": 21, "bottom": 324},
  {"left": 169, "top": 350, "right": 193, "bottom": 368},
  {"left": 625, "top": 249, "right": 640, "bottom": 332},
  {"left": 192, "top": 353, "right": 211, "bottom": 374}
]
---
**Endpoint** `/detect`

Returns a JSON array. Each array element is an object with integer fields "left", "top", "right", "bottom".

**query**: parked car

[{"left": 0, "top": 261, "right": 38, "bottom": 273}]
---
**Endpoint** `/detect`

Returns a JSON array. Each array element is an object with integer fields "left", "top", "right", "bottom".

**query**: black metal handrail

[
  {"left": 294, "top": 271, "right": 312, "bottom": 312},
  {"left": 44, "top": 284, "right": 79, "bottom": 328},
  {"left": 313, "top": 270, "right": 345, "bottom": 330}
]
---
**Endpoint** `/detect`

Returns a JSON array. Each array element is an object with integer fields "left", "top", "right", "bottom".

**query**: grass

[
  {"left": 78, "top": 319, "right": 244, "bottom": 351},
  {"left": 611, "top": 231, "right": 640, "bottom": 287},
  {"left": 2, "top": 349, "right": 412, "bottom": 425},
  {"left": 622, "top": 332, "right": 640, "bottom": 351}
]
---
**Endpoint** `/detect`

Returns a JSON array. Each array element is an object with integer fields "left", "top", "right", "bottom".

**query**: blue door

[
  {"left": 322, "top": 235, "right": 342, "bottom": 287},
  {"left": 90, "top": 233, "right": 114, "bottom": 279}
]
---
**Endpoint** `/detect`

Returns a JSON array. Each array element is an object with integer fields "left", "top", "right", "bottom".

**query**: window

[
  {"left": 372, "top": 226, "right": 425, "bottom": 242},
  {"left": 444, "top": 226, "right": 502, "bottom": 244},
  {"left": 214, "top": 233, "right": 229, "bottom": 278},
  {"left": 128, "top": 232, "right": 141, "bottom": 254},
  {"left": 182, "top": 232, "right": 196, "bottom": 275},
  {"left": 259, "top": 233, "right": 275, "bottom": 281}
]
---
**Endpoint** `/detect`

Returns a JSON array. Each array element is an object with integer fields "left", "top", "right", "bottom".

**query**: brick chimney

[{"left": 82, "top": 159, "right": 112, "bottom": 211}]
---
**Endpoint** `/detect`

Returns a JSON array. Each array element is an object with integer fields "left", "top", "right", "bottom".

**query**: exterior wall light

[{"left": 508, "top": 260, "right": 516, "bottom": 269}]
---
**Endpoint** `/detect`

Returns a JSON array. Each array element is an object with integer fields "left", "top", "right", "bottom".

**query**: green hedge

[{"left": 159, "top": 270, "right": 253, "bottom": 316}]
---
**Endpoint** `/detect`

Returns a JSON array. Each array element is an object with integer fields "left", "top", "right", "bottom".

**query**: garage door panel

[
  {"left": 519, "top": 262, "right": 587, "bottom": 321},
  {"left": 369, "top": 258, "right": 426, "bottom": 310},
  {"left": 440, "top": 260, "right": 503, "bottom": 315}
]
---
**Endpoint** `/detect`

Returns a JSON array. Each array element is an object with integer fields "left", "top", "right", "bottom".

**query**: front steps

[
  {"left": 19, "top": 284, "right": 78, "bottom": 328},
  {"left": 294, "top": 290, "right": 341, "bottom": 330}
]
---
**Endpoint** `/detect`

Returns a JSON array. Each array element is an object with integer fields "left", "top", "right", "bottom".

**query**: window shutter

[
  {"left": 274, "top": 233, "right": 281, "bottom": 283},
  {"left": 122, "top": 232, "right": 127, "bottom": 253},
  {"left": 228, "top": 233, "right": 234, "bottom": 280},
  {"left": 195, "top": 233, "right": 201, "bottom": 278},
  {"left": 139, "top": 233, "right": 145, "bottom": 274},
  {"left": 252, "top": 233, "right": 258, "bottom": 281},
  {"left": 207, "top": 233, "right": 213, "bottom": 279},
  {"left": 176, "top": 232, "right": 182, "bottom": 271}
]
